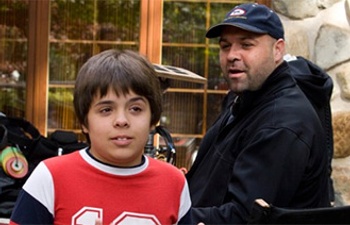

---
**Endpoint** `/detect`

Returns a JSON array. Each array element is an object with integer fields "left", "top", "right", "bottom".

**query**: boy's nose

[{"left": 113, "top": 113, "right": 129, "bottom": 127}]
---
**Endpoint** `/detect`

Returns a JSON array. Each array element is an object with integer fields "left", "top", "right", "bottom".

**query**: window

[
  {"left": 0, "top": 0, "right": 268, "bottom": 168},
  {"left": 0, "top": 0, "right": 28, "bottom": 118},
  {"left": 48, "top": 0, "right": 142, "bottom": 138},
  {"left": 160, "top": 0, "right": 254, "bottom": 168}
]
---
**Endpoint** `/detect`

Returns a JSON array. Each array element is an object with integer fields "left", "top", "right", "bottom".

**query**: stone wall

[{"left": 272, "top": 0, "right": 350, "bottom": 206}]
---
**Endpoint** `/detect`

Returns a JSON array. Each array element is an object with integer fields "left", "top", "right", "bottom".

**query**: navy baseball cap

[{"left": 206, "top": 3, "right": 284, "bottom": 40}]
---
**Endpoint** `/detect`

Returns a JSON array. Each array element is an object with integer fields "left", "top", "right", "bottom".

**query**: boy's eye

[
  {"left": 130, "top": 106, "right": 142, "bottom": 112},
  {"left": 100, "top": 107, "right": 112, "bottom": 113}
]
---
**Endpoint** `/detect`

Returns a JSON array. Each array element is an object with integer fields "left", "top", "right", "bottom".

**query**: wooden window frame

[
  {"left": 27, "top": 0, "right": 50, "bottom": 134},
  {"left": 25, "top": 0, "right": 270, "bottom": 135}
]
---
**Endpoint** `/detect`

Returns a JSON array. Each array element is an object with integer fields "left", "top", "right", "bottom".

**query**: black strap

[
  {"left": 155, "top": 125, "right": 176, "bottom": 164},
  {"left": 0, "top": 116, "right": 41, "bottom": 152},
  {"left": 0, "top": 124, "right": 7, "bottom": 150}
]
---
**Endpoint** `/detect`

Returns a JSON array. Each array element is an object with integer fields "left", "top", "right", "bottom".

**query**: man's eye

[
  {"left": 220, "top": 44, "right": 230, "bottom": 50},
  {"left": 242, "top": 43, "right": 253, "bottom": 48}
]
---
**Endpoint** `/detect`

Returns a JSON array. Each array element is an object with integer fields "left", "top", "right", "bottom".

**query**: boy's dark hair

[{"left": 73, "top": 49, "right": 162, "bottom": 131}]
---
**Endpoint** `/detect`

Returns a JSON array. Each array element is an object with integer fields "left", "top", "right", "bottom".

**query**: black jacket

[
  {"left": 186, "top": 61, "right": 331, "bottom": 224},
  {"left": 288, "top": 56, "right": 335, "bottom": 202}
]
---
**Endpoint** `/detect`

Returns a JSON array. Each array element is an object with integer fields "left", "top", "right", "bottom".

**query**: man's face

[{"left": 218, "top": 26, "right": 284, "bottom": 93}]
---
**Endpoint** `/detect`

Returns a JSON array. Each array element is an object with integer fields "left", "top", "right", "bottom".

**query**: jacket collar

[{"left": 232, "top": 61, "right": 296, "bottom": 117}]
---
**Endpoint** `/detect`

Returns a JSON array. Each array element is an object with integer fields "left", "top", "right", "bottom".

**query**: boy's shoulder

[
  {"left": 43, "top": 150, "right": 82, "bottom": 168},
  {"left": 147, "top": 157, "right": 185, "bottom": 178}
]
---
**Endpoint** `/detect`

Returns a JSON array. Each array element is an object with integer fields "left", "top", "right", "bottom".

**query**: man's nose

[{"left": 227, "top": 46, "right": 241, "bottom": 62}]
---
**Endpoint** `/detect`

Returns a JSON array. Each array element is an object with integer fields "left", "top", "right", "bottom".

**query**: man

[{"left": 186, "top": 3, "right": 331, "bottom": 224}]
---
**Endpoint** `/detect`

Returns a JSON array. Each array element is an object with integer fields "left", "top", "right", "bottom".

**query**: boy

[{"left": 10, "top": 49, "right": 192, "bottom": 225}]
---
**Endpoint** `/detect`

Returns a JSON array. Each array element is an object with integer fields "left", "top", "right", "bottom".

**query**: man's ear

[{"left": 274, "top": 38, "right": 285, "bottom": 63}]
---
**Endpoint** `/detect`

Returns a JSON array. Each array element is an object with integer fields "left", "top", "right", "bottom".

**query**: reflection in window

[
  {"left": 162, "top": 0, "right": 248, "bottom": 134},
  {"left": 0, "top": 0, "right": 28, "bottom": 117},
  {"left": 48, "top": 0, "right": 141, "bottom": 134}
]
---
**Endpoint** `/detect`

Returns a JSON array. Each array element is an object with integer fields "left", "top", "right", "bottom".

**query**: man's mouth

[{"left": 228, "top": 69, "right": 244, "bottom": 78}]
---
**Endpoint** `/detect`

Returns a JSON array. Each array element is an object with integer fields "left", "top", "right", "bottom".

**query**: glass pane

[
  {"left": 207, "top": 93, "right": 226, "bottom": 128},
  {"left": 48, "top": 0, "right": 141, "bottom": 132},
  {"left": 0, "top": 0, "right": 28, "bottom": 117},
  {"left": 49, "top": 43, "right": 93, "bottom": 83},
  {"left": 162, "top": 46, "right": 205, "bottom": 88},
  {"left": 161, "top": 92, "right": 204, "bottom": 135},
  {"left": 48, "top": 87, "right": 78, "bottom": 129},
  {"left": 97, "top": 0, "right": 141, "bottom": 42},
  {"left": 50, "top": 0, "right": 141, "bottom": 42},
  {"left": 162, "top": 0, "right": 253, "bottom": 138},
  {"left": 163, "top": 1, "right": 207, "bottom": 44},
  {"left": 50, "top": 0, "right": 95, "bottom": 40},
  {"left": 207, "top": 46, "right": 227, "bottom": 90}
]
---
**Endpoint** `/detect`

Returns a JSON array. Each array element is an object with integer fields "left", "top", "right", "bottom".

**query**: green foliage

[
  {"left": 163, "top": 1, "right": 207, "bottom": 43},
  {"left": 162, "top": 1, "right": 243, "bottom": 86},
  {"left": 50, "top": 0, "right": 95, "bottom": 40},
  {"left": 0, "top": 87, "right": 25, "bottom": 117},
  {"left": 49, "top": 0, "right": 141, "bottom": 82}
]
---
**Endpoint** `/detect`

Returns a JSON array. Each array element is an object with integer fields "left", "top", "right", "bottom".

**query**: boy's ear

[{"left": 82, "top": 124, "right": 88, "bottom": 133}]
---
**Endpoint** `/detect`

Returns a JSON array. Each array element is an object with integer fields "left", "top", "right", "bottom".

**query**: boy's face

[{"left": 82, "top": 88, "right": 154, "bottom": 167}]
